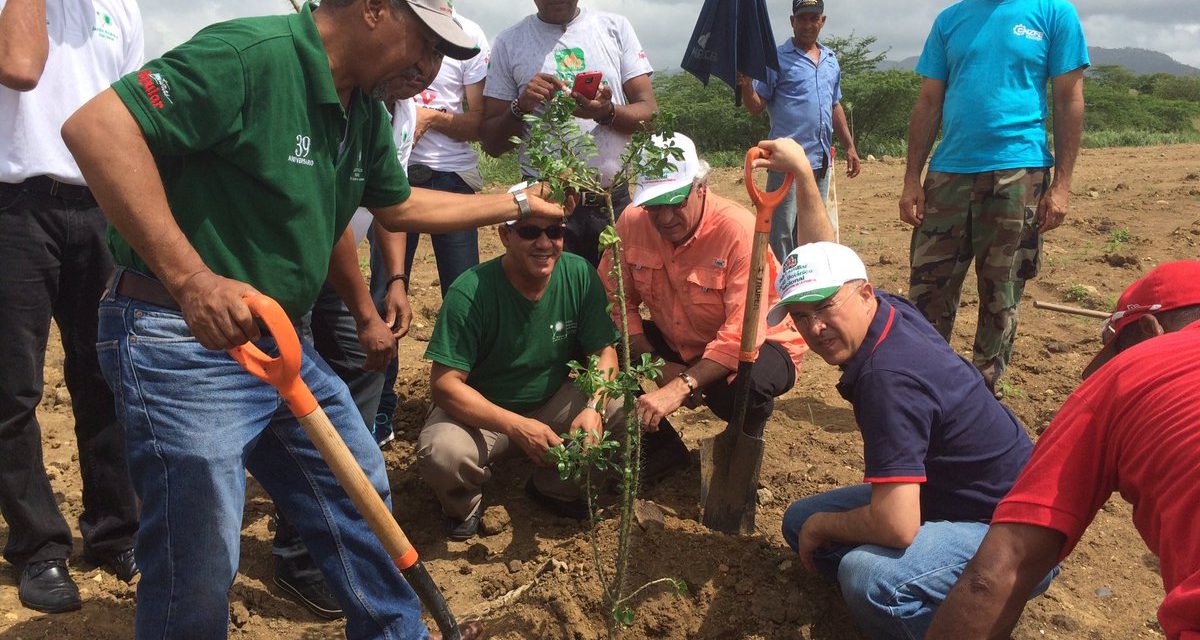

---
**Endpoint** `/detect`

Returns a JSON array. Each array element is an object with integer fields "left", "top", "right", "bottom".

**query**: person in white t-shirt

[
  {"left": 480, "top": 0, "right": 658, "bottom": 266},
  {"left": 367, "top": 7, "right": 491, "bottom": 451},
  {"left": 402, "top": 8, "right": 489, "bottom": 296},
  {"left": 0, "top": 0, "right": 143, "bottom": 613}
]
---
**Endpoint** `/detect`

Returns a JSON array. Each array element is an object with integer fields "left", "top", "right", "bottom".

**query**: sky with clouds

[{"left": 141, "top": 1, "right": 1200, "bottom": 70}]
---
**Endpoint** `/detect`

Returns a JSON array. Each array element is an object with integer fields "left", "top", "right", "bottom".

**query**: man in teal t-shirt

[
  {"left": 899, "top": 0, "right": 1088, "bottom": 391},
  {"left": 419, "top": 217, "right": 620, "bottom": 539},
  {"left": 58, "top": 1, "right": 561, "bottom": 638}
]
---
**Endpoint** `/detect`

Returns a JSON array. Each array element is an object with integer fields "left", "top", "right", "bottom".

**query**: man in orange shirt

[{"left": 600, "top": 133, "right": 824, "bottom": 452}]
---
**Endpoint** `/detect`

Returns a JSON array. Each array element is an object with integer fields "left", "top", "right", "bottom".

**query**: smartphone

[{"left": 572, "top": 71, "right": 603, "bottom": 100}]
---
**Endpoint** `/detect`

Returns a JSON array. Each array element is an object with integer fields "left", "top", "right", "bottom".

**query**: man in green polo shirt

[
  {"left": 60, "top": 1, "right": 562, "bottom": 637},
  {"left": 418, "top": 216, "right": 621, "bottom": 539}
]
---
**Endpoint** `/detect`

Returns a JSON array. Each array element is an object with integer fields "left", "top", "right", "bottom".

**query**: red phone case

[{"left": 573, "top": 72, "right": 602, "bottom": 99}]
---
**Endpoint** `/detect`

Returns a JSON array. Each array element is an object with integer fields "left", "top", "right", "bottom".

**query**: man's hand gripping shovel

[
  {"left": 699, "top": 148, "right": 793, "bottom": 535},
  {"left": 228, "top": 294, "right": 465, "bottom": 639}
]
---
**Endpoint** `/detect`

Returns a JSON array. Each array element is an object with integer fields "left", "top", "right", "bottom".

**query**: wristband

[
  {"left": 584, "top": 399, "right": 599, "bottom": 412},
  {"left": 509, "top": 98, "right": 529, "bottom": 120},
  {"left": 677, "top": 371, "right": 698, "bottom": 393},
  {"left": 386, "top": 273, "right": 409, "bottom": 288}
]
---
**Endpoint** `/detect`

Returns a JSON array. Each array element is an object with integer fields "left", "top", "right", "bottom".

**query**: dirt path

[{"left": 3, "top": 144, "right": 1198, "bottom": 638}]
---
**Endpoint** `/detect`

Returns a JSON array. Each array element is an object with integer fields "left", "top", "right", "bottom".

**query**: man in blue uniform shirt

[{"left": 738, "top": 0, "right": 860, "bottom": 261}]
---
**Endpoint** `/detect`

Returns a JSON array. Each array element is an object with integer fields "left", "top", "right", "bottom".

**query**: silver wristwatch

[{"left": 513, "top": 189, "right": 531, "bottom": 221}]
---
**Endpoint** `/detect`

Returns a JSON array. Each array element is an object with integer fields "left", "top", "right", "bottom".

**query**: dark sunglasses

[{"left": 512, "top": 224, "right": 565, "bottom": 241}]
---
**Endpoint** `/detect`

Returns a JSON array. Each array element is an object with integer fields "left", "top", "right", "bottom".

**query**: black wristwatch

[{"left": 386, "top": 273, "right": 409, "bottom": 289}]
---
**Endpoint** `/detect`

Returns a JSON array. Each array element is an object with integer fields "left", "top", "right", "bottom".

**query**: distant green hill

[{"left": 879, "top": 46, "right": 1200, "bottom": 77}]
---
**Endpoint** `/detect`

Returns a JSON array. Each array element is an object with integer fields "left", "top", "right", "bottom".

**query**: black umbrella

[{"left": 681, "top": 0, "right": 782, "bottom": 105}]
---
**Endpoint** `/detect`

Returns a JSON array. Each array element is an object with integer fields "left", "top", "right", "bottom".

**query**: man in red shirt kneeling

[{"left": 928, "top": 260, "right": 1200, "bottom": 640}]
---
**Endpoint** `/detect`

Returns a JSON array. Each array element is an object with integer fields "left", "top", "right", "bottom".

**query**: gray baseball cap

[{"left": 407, "top": 0, "right": 479, "bottom": 60}]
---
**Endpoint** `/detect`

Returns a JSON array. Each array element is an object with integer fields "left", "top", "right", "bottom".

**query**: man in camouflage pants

[{"left": 899, "top": 0, "right": 1088, "bottom": 389}]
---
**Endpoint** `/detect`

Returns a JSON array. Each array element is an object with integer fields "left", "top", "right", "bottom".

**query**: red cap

[{"left": 1083, "top": 260, "right": 1200, "bottom": 379}]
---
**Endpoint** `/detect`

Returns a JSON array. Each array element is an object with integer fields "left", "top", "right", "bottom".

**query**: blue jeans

[
  {"left": 368, "top": 229, "right": 400, "bottom": 432},
  {"left": 767, "top": 168, "right": 832, "bottom": 264},
  {"left": 781, "top": 485, "right": 1058, "bottom": 640},
  {"left": 96, "top": 274, "right": 426, "bottom": 640},
  {"left": 402, "top": 169, "right": 479, "bottom": 297},
  {"left": 307, "top": 283, "right": 385, "bottom": 427}
]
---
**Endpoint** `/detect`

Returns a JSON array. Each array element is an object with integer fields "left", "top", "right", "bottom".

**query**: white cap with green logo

[
  {"left": 767, "top": 242, "right": 868, "bottom": 326},
  {"left": 631, "top": 133, "right": 700, "bottom": 208}
]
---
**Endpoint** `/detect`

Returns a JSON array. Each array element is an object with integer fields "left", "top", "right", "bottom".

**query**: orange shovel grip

[
  {"left": 744, "top": 147, "right": 794, "bottom": 234},
  {"left": 228, "top": 294, "right": 318, "bottom": 417}
]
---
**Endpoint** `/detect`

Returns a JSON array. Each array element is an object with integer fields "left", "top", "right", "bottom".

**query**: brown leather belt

[{"left": 113, "top": 270, "right": 180, "bottom": 311}]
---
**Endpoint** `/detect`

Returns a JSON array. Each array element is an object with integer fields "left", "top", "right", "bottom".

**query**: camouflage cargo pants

[{"left": 908, "top": 168, "right": 1047, "bottom": 389}]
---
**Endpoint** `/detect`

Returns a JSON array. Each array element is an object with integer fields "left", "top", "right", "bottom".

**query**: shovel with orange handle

[
  {"left": 699, "top": 146, "right": 793, "bottom": 535},
  {"left": 228, "top": 294, "right": 463, "bottom": 639}
]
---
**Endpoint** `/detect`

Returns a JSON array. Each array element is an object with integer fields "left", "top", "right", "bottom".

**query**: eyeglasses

[
  {"left": 512, "top": 224, "right": 566, "bottom": 241},
  {"left": 789, "top": 283, "right": 863, "bottom": 328}
]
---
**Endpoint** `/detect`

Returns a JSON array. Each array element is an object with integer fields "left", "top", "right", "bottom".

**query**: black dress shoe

[
  {"left": 274, "top": 556, "right": 344, "bottom": 620},
  {"left": 85, "top": 547, "right": 139, "bottom": 583},
  {"left": 18, "top": 559, "right": 81, "bottom": 614},
  {"left": 445, "top": 511, "right": 481, "bottom": 541}
]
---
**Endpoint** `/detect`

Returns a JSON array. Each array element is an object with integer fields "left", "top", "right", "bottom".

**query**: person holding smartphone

[{"left": 480, "top": 0, "right": 659, "bottom": 267}]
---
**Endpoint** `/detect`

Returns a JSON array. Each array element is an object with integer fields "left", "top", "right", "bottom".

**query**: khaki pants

[{"left": 417, "top": 382, "right": 625, "bottom": 520}]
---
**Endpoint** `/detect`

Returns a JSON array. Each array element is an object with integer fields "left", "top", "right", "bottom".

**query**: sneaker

[
  {"left": 18, "top": 559, "right": 81, "bottom": 614},
  {"left": 524, "top": 479, "right": 589, "bottom": 520},
  {"left": 640, "top": 421, "right": 691, "bottom": 487},
  {"left": 84, "top": 547, "right": 139, "bottom": 583},
  {"left": 274, "top": 555, "right": 344, "bottom": 620},
  {"left": 444, "top": 511, "right": 481, "bottom": 541},
  {"left": 372, "top": 412, "right": 395, "bottom": 448}
]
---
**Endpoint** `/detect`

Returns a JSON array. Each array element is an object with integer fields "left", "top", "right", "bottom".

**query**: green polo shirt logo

[{"left": 290, "top": 134, "right": 314, "bottom": 167}]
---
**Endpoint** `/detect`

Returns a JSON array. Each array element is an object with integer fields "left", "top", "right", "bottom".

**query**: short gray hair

[{"left": 692, "top": 159, "right": 712, "bottom": 189}]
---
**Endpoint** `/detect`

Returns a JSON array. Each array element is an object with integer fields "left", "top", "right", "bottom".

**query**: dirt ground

[{"left": 3, "top": 143, "right": 1198, "bottom": 639}]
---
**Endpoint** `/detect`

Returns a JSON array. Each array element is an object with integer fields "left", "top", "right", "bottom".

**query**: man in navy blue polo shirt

[
  {"left": 767, "top": 240, "right": 1055, "bottom": 639},
  {"left": 737, "top": 0, "right": 860, "bottom": 261}
]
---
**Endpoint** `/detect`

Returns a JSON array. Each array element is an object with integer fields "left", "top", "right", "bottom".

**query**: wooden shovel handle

[
  {"left": 227, "top": 294, "right": 419, "bottom": 571},
  {"left": 736, "top": 148, "right": 791, "bottom": 362}
]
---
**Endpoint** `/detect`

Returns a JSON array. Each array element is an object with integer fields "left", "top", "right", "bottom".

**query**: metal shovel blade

[{"left": 700, "top": 427, "right": 765, "bottom": 535}]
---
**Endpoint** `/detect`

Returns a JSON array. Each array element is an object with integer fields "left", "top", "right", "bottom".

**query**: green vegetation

[
  {"left": 1064, "top": 283, "right": 1109, "bottom": 310},
  {"left": 1105, "top": 228, "right": 1132, "bottom": 253},
  {"left": 995, "top": 379, "right": 1025, "bottom": 399},
  {"left": 521, "top": 93, "right": 687, "bottom": 637},
  {"left": 1064, "top": 284, "right": 1091, "bottom": 303},
  {"left": 478, "top": 39, "right": 1200, "bottom": 184}
]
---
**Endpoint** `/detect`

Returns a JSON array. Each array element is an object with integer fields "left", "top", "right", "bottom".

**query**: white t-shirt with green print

[{"left": 485, "top": 8, "right": 653, "bottom": 187}]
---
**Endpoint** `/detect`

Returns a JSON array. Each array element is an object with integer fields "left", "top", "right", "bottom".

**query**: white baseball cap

[
  {"left": 631, "top": 133, "right": 700, "bottom": 207},
  {"left": 767, "top": 242, "right": 868, "bottom": 326}
]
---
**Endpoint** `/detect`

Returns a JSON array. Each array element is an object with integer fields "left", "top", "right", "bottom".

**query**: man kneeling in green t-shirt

[{"left": 419, "top": 216, "right": 621, "bottom": 539}]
